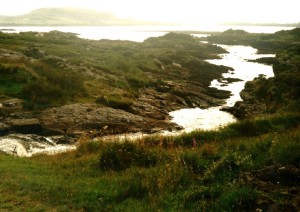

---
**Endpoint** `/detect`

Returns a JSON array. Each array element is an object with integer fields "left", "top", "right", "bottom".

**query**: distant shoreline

[
  {"left": 0, "top": 23, "right": 298, "bottom": 28},
  {"left": 0, "top": 28, "right": 16, "bottom": 31},
  {"left": 0, "top": 25, "right": 296, "bottom": 41}
]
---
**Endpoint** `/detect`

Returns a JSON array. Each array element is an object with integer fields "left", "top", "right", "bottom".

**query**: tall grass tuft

[
  {"left": 181, "top": 150, "right": 212, "bottom": 175},
  {"left": 270, "top": 131, "right": 300, "bottom": 167},
  {"left": 99, "top": 141, "right": 158, "bottom": 171},
  {"left": 213, "top": 186, "right": 257, "bottom": 211}
]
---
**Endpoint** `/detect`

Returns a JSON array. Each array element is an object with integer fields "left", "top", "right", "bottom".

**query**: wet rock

[
  {"left": 0, "top": 134, "right": 76, "bottom": 157},
  {"left": 131, "top": 83, "right": 229, "bottom": 123},
  {"left": 146, "top": 112, "right": 166, "bottom": 120},
  {"left": 52, "top": 135, "right": 75, "bottom": 144},
  {"left": 1, "top": 98, "right": 23, "bottom": 108},
  {"left": 144, "top": 127, "right": 164, "bottom": 134},
  {"left": 0, "top": 122, "right": 10, "bottom": 134},
  {"left": 217, "top": 77, "right": 243, "bottom": 85},
  {"left": 8, "top": 118, "right": 43, "bottom": 134},
  {"left": 225, "top": 100, "right": 270, "bottom": 119}
]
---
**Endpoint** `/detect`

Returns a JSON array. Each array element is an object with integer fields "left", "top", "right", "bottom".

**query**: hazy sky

[{"left": 1, "top": 0, "right": 299, "bottom": 24}]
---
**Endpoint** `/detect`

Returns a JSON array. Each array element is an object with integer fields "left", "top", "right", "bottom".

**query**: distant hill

[
  {"left": 0, "top": 7, "right": 159, "bottom": 26},
  {"left": 222, "top": 22, "right": 299, "bottom": 27}
]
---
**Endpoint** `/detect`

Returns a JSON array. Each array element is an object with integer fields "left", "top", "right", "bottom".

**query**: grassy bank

[{"left": 1, "top": 112, "right": 299, "bottom": 211}]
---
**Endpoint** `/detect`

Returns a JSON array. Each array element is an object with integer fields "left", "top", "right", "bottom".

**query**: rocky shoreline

[
  {"left": 0, "top": 80, "right": 230, "bottom": 140},
  {"left": 221, "top": 84, "right": 270, "bottom": 119},
  {"left": 0, "top": 102, "right": 175, "bottom": 138}
]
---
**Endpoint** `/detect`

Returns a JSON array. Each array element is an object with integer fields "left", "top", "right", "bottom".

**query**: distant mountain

[
  {"left": 222, "top": 22, "right": 299, "bottom": 27},
  {"left": 0, "top": 8, "right": 160, "bottom": 26}
]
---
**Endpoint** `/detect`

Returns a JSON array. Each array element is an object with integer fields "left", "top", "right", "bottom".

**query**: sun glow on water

[{"left": 170, "top": 44, "right": 275, "bottom": 132}]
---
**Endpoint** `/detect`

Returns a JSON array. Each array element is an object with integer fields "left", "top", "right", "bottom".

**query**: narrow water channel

[{"left": 169, "top": 44, "right": 274, "bottom": 132}]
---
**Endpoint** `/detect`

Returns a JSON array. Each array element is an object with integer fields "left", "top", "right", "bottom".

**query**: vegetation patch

[
  {"left": 0, "top": 31, "right": 230, "bottom": 110},
  {"left": 99, "top": 141, "right": 159, "bottom": 171},
  {"left": 1, "top": 113, "right": 299, "bottom": 210}
]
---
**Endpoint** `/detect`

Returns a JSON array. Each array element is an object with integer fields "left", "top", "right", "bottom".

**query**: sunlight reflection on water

[{"left": 169, "top": 44, "right": 275, "bottom": 132}]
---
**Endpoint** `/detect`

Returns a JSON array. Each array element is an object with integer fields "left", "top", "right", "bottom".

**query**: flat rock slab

[
  {"left": 40, "top": 103, "right": 168, "bottom": 135},
  {"left": 8, "top": 118, "right": 42, "bottom": 133}
]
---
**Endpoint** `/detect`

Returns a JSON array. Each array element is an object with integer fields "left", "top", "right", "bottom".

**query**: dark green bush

[
  {"left": 0, "top": 64, "right": 31, "bottom": 95},
  {"left": 271, "top": 133, "right": 300, "bottom": 167},
  {"left": 76, "top": 140, "right": 104, "bottom": 155},
  {"left": 99, "top": 142, "right": 158, "bottom": 171},
  {"left": 248, "top": 138, "right": 273, "bottom": 169},
  {"left": 182, "top": 186, "right": 221, "bottom": 210},
  {"left": 21, "top": 80, "right": 64, "bottom": 106},
  {"left": 269, "top": 113, "right": 300, "bottom": 131},
  {"left": 96, "top": 95, "right": 133, "bottom": 111},
  {"left": 228, "top": 118, "right": 272, "bottom": 136},
  {"left": 24, "top": 48, "right": 45, "bottom": 59},
  {"left": 18, "top": 60, "right": 86, "bottom": 108},
  {"left": 182, "top": 151, "right": 211, "bottom": 174}
]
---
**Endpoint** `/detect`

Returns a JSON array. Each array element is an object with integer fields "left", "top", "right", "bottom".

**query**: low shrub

[
  {"left": 269, "top": 112, "right": 300, "bottom": 131},
  {"left": 213, "top": 186, "right": 257, "bottom": 211},
  {"left": 202, "top": 151, "right": 253, "bottom": 183},
  {"left": 117, "top": 163, "right": 190, "bottom": 202},
  {"left": 200, "top": 143, "right": 220, "bottom": 157},
  {"left": 182, "top": 186, "right": 221, "bottom": 210},
  {"left": 76, "top": 138, "right": 104, "bottom": 155},
  {"left": 96, "top": 94, "right": 133, "bottom": 111},
  {"left": 228, "top": 119, "right": 271, "bottom": 136},
  {"left": 99, "top": 141, "right": 158, "bottom": 171},
  {"left": 181, "top": 150, "right": 211, "bottom": 174},
  {"left": 245, "top": 137, "right": 273, "bottom": 169},
  {"left": 271, "top": 132, "right": 300, "bottom": 167}
]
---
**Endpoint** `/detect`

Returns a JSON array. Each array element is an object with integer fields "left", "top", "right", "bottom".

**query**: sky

[{"left": 0, "top": 0, "right": 299, "bottom": 24}]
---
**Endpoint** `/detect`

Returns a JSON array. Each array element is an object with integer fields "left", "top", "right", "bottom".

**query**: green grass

[{"left": 1, "top": 113, "right": 299, "bottom": 211}]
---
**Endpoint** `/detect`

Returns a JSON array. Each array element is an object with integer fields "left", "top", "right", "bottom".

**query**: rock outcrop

[
  {"left": 130, "top": 82, "right": 230, "bottom": 121},
  {"left": 0, "top": 122, "right": 9, "bottom": 134},
  {"left": 222, "top": 88, "right": 270, "bottom": 119},
  {"left": 39, "top": 103, "right": 177, "bottom": 136}
]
